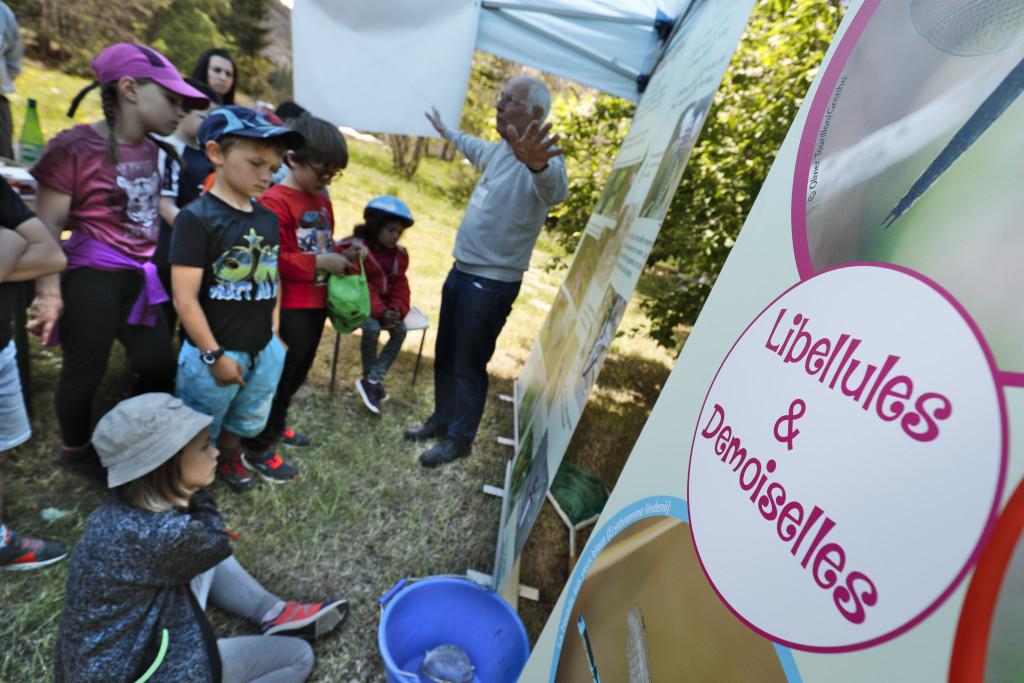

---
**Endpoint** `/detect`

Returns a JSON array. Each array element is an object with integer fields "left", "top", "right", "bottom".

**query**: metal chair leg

[
  {"left": 412, "top": 328, "right": 426, "bottom": 386},
  {"left": 330, "top": 332, "right": 341, "bottom": 395}
]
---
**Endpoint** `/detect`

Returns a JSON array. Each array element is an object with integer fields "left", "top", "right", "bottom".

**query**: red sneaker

[
  {"left": 242, "top": 449, "right": 297, "bottom": 483},
  {"left": 280, "top": 427, "right": 311, "bottom": 447},
  {"left": 0, "top": 525, "right": 68, "bottom": 571},
  {"left": 217, "top": 449, "right": 257, "bottom": 492},
  {"left": 262, "top": 598, "right": 348, "bottom": 639}
]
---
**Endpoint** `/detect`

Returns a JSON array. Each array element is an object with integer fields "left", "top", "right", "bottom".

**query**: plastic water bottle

[{"left": 19, "top": 98, "right": 44, "bottom": 166}]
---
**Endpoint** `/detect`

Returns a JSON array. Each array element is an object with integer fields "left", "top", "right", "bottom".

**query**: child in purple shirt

[{"left": 29, "top": 43, "right": 209, "bottom": 477}]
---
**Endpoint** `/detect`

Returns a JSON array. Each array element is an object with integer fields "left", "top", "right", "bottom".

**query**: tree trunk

[
  {"left": 441, "top": 140, "right": 456, "bottom": 162},
  {"left": 39, "top": 0, "right": 63, "bottom": 41},
  {"left": 385, "top": 134, "right": 428, "bottom": 179}
]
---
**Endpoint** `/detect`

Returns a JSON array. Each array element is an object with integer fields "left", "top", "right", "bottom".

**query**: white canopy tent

[
  {"left": 292, "top": 0, "right": 693, "bottom": 137},
  {"left": 477, "top": 0, "right": 691, "bottom": 101}
]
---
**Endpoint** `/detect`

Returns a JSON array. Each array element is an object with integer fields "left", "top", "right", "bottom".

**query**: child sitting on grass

[
  {"left": 170, "top": 106, "right": 303, "bottom": 491},
  {"left": 53, "top": 393, "right": 347, "bottom": 683},
  {"left": 339, "top": 196, "right": 413, "bottom": 414}
]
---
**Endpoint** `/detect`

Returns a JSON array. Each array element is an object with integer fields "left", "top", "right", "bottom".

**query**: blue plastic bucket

[{"left": 377, "top": 577, "right": 530, "bottom": 683}]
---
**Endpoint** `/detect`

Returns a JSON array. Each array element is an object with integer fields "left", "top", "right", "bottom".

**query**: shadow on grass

[
  {"left": 515, "top": 350, "right": 672, "bottom": 642},
  {"left": 1, "top": 325, "right": 670, "bottom": 679},
  {"left": 1, "top": 329, "right": 519, "bottom": 681}
]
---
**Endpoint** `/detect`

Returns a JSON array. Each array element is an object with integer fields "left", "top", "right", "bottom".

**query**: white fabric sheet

[
  {"left": 292, "top": 0, "right": 481, "bottom": 136},
  {"left": 292, "top": 0, "right": 696, "bottom": 136}
]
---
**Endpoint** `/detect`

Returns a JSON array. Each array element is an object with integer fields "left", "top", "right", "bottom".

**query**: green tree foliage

[
  {"left": 458, "top": 51, "right": 513, "bottom": 141},
  {"left": 9, "top": 0, "right": 162, "bottom": 75},
  {"left": 385, "top": 134, "right": 428, "bottom": 180},
  {"left": 10, "top": 0, "right": 289, "bottom": 103},
  {"left": 233, "top": 53, "right": 280, "bottom": 102},
  {"left": 547, "top": 92, "right": 634, "bottom": 246},
  {"left": 642, "top": 0, "right": 843, "bottom": 348},
  {"left": 267, "top": 62, "right": 293, "bottom": 100},
  {"left": 541, "top": 0, "right": 843, "bottom": 349},
  {"left": 221, "top": 0, "right": 271, "bottom": 59},
  {"left": 218, "top": 0, "right": 281, "bottom": 100},
  {"left": 146, "top": 0, "right": 230, "bottom": 76}
]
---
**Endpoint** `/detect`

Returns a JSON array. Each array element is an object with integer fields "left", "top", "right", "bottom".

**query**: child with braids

[{"left": 29, "top": 44, "right": 209, "bottom": 478}]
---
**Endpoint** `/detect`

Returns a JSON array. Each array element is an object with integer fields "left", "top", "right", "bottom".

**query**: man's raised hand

[
  {"left": 425, "top": 107, "right": 446, "bottom": 136},
  {"left": 507, "top": 120, "right": 563, "bottom": 172}
]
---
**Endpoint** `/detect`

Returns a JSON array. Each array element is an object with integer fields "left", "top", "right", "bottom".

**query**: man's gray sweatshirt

[{"left": 443, "top": 126, "right": 568, "bottom": 282}]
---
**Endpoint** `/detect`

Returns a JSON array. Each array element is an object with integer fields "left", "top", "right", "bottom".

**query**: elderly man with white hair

[{"left": 411, "top": 75, "right": 568, "bottom": 467}]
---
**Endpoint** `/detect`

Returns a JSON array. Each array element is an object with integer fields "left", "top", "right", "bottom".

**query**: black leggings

[
  {"left": 157, "top": 264, "right": 178, "bottom": 335},
  {"left": 242, "top": 307, "right": 326, "bottom": 452},
  {"left": 57, "top": 268, "right": 176, "bottom": 447}
]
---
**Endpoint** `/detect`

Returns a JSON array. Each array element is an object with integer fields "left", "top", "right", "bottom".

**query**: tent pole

[
  {"left": 646, "top": 1, "right": 698, "bottom": 79},
  {"left": 481, "top": 1, "right": 655, "bottom": 26},
  {"left": 488, "top": 8, "right": 641, "bottom": 81}
]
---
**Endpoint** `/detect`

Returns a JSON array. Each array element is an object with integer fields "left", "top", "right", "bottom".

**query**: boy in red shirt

[{"left": 240, "top": 114, "right": 358, "bottom": 459}]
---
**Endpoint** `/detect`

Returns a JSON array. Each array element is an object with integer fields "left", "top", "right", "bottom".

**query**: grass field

[{"left": 0, "top": 62, "right": 674, "bottom": 680}]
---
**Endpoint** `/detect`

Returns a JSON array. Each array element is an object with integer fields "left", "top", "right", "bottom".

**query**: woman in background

[{"left": 192, "top": 48, "right": 237, "bottom": 105}]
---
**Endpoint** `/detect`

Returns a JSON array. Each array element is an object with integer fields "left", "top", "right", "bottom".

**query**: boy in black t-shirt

[
  {"left": 0, "top": 177, "right": 69, "bottom": 569},
  {"left": 170, "top": 106, "right": 305, "bottom": 491}
]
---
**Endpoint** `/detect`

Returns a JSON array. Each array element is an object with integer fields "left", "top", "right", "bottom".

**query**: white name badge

[{"left": 470, "top": 184, "right": 489, "bottom": 209}]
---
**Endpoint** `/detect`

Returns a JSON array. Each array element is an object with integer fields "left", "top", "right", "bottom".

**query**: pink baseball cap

[{"left": 91, "top": 43, "right": 209, "bottom": 109}]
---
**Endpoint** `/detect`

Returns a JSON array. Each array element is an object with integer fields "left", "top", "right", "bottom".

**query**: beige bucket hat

[{"left": 92, "top": 393, "right": 213, "bottom": 488}]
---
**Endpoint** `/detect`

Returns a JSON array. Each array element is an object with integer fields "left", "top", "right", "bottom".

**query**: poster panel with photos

[{"left": 494, "top": 0, "right": 758, "bottom": 589}]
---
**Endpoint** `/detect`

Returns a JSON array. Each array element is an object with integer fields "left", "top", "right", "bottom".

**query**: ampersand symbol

[{"left": 774, "top": 398, "right": 806, "bottom": 451}]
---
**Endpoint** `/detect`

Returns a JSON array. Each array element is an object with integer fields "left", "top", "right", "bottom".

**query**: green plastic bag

[{"left": 327, "top": 253, "right": 370, "bottom": 333}]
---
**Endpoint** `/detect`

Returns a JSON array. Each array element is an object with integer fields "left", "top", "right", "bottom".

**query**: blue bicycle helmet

[{"left": 364, "top": 195, "right": 414, "bottom": 227}]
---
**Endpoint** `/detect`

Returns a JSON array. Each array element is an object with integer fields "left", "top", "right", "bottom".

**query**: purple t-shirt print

[{"left": 31, "top": 124, "right": 162, "bottom": 260}]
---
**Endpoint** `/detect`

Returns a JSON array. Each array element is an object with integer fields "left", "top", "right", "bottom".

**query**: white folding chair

[
  {"left": 329, "top": 306, "right": 431, "bottom": 394},
  {"left": 403, "top": 306, "right": 430, "bottom": 386}
]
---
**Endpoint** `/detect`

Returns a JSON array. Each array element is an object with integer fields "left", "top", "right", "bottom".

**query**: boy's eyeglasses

[
  {"left": 496, "top": 92, "right": 525, "bottom": 108},
  {"left": 308, "top": 164, "right": 343, "bottom": 183}
]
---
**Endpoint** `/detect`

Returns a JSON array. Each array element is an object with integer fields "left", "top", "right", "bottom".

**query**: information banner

[
  {"left": 493, "top": 0, "right": 757, "bottom": 589},
  {"left": 522, "top": 1, "right": 1024, "bottom": 680}
]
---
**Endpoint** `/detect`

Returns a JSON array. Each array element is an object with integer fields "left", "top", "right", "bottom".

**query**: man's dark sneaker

[
  {"left": 58, "top": 443, "right": 106, "bottom": 484},
  {"left": 404, "top": 418, "right": 447, "bottom": 442},
  {"left": 243, "top": 449, "right": 298, "bottom": 483},
  {"left": 419, "top": 438, "right": 472, "bottom": 468},
  {"left": 262, "top": 598, "right": 348, "bottom": 639},
  {"left": 280, "top": 427, "right": 311, "bottom": 447},
  {"left": 217, "top": 449, "right": 257, "bottom": 492},
  {"left": 0, "top": 525, "right": 68, "bottom": 571},
  {"left": 355, "top": 377, "right": 382, "bottom": 415}
]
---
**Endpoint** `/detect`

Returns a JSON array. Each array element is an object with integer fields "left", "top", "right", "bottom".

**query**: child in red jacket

[{"left": 340, "top": 196, "right": 413, "bottom": 414}]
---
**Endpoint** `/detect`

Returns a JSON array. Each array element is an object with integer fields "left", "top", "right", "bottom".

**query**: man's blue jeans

[{"left": 431, "top": 266, "right": 521, "bottom": 442}]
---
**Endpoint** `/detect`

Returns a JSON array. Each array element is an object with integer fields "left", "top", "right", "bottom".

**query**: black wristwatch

[{"left": 200, "top": 347, "right": 225, "bottom": 365}]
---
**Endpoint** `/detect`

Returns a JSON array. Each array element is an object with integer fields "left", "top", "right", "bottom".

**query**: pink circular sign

[{"left": 687, "top": 263, "right": 1006, "bottom": 652}]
